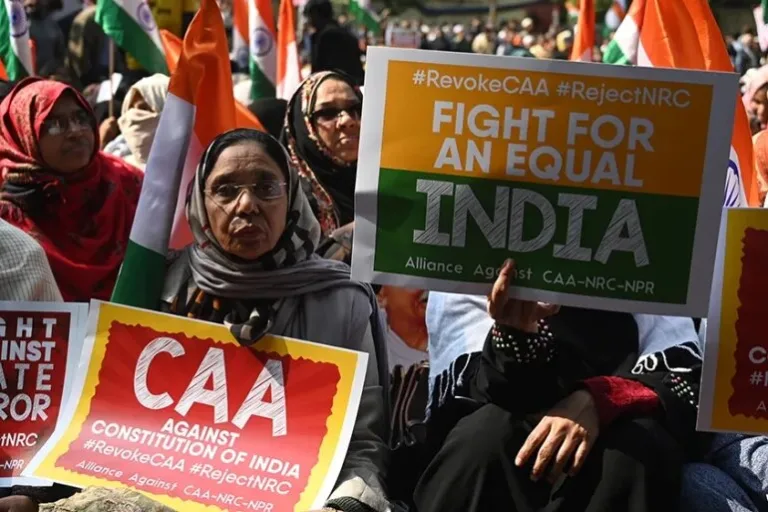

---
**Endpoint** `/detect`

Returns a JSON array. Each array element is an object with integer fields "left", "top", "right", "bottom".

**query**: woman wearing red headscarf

[{"left": 0, "top": 78, "right": 142, "bottom": 302}]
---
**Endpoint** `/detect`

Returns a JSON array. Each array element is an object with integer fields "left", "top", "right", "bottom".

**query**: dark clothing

[
  {"left": 452, "top": 38, "right": 472, "bottom": 53},
  {"left": 415, "top": 403, "right": 683, "bottom": 512},
  {"left": 311, "top": 23, "right": 364, "bottom": 85},
  {"left": 414, "top": 308, "right": 702, "bottom": 512},
  {"left": 427, "top": 36, "right": 451, "bottom": 52},
  {"left": 248, "top": 97, "right": 288, "bottom": 139}
]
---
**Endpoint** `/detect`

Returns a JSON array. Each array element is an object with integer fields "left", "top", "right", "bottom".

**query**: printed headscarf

[
  {"left": 0, "top": 77, "right": 143, "bottom": 301},
  {"left": 283, "top": 71, "right": 362, "bottom": 236},
  {"left": 172, "top": 128, "right": 358, "bottom": 345}
]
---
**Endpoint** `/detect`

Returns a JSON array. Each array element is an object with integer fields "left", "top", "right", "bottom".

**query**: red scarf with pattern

[{"left": 0, "top": 78, "right": 143, "bottom": 301}]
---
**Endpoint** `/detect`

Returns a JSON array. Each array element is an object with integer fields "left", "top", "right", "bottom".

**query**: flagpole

[{"left": 108, "top": 39, "right": 115, "bottom": 118}]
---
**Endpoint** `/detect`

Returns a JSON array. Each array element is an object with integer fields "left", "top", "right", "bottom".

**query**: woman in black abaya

[{"left": 415, "top": 259, "right": 702, "bottom": 512}]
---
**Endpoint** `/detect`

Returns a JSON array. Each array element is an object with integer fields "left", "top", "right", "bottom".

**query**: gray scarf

[
  {"left": 185, "top": 129, "right": 354, "bottom": 300},
  {"left": 162, "top": 129, "right": 377, "bottom": 346}
]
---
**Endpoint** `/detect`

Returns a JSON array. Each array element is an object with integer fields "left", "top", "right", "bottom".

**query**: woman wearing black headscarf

[{"left": 283, "top": 71, "right": 361, "bottom": 263}]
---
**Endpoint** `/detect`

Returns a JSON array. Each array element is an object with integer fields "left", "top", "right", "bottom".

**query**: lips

[
  {"left": 232, "top": 224, "right": 265, "bottom": 238},
  {"left": 339, "top": 135, "right": 359, "bottom": 147}
]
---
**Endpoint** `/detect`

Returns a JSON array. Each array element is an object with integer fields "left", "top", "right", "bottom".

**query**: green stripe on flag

[
  {"left": 250, "top": 60, "right": 276, "bottom": 100},
  {"left": 602, "top": 40, "right": 631, "bottom": 65},
  {"left": 349, "top": 0, "right": 379, "bottom": 35},
  {"left": 96, "top": 0, "right": 169, "bottom": 75},
  {"left": 0, "top": 3, "right": 29, "bottom": 79},
  {"left": 763, "top": 0, "right": 768, "bottom": 25},
  {"left": 111, "top": 240, "right": 168, "bottom": 308}
]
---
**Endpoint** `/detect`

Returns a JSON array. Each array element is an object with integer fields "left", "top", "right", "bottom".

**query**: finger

[
  {"left": 548, "top": 433, "right": 579, "bottom": 482},
  {"left": 538, "top": 303, "right": 561, "bottom": 319},
  {"left": 569, "top": 438, "right": 594, "bottom": 476},
  {"left": 489, "top": 260, "right": 514, "bottom": 317},
  {"left": 531, "top": 431, "right": 565, "bottom": 481},
  {"left": 515, "top": 421, "right": 550, "bottom": 467}
]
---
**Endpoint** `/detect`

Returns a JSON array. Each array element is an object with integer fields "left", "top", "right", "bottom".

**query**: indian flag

[
  {"left": 232, "top": 0, "right": 249, "bottom": 69},
  {"left": 96, "top": 0, "right": 168, "bottom": 75},
  {"left": 603, "top": 0, "right": 759, "bottom": 207},
  {"left": 159, "top": 28, "right": 265, "bottom": 131},
  {"left": 248, "top": 0, "right": 276, "bottom": 100},
  {"left": 277, "top": 0, "right": 300, "bottom": 100},
  {"left": 0, "top": 0, "right": 33, "bottom": 79},
  {"left": 570, "top": 0, "right": 594, "bottom": 62},
  {"left": 349, "top": 0, "right": 379, "bottom": 36},
  {"left": 605, "top": 0, "right": 626, "bottom": 30},
  {"left": 112, "top": 0, "right": 251, "bottom": 308}
]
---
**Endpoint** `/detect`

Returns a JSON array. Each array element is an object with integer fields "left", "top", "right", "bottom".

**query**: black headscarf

[{"left": 283, "top": 71, "right": 362, "bottom": 236}]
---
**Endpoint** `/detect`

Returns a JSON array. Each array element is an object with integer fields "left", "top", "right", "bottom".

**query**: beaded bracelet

[
  {"left": 490, "top": 321, "right": 556, "bottom": 364},
  {"left": 666, "top": 373, "right": 698, "bottom": 407}
]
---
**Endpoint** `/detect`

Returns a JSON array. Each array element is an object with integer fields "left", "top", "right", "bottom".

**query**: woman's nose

[
  {"left": 234, "top": 187, "right": 261, "bottom": 214},
  {"left": 337, "top": 111, "right": 359, "bottom": 128}
]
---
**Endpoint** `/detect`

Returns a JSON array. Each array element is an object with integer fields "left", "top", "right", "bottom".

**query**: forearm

[{"left": 473, "top": 322, "right": 561, "bottom": 413}]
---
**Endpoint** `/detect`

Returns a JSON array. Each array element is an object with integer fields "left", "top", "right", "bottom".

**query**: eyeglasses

[
  {"left": 310, "top": 103, "right": 362, "bottom": 125},
  {"left": 41, "top": 110, "right": 92, "bottom": 136},
  {"left": 206, "top": 181, "right": 288, "bottom": 205}
]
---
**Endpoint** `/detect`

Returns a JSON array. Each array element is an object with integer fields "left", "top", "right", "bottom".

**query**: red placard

[{"left": 0, "top": 302, "right": 87, "bottom": 485}]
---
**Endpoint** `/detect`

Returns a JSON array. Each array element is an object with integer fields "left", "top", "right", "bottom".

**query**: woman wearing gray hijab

[{"left": 160, "top": 128, "right": 392, "bottom": 512}]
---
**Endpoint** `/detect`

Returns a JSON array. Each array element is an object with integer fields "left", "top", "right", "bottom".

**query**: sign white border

[
  {"left": 26, "top": 300, "right": 368, "bottom": 510},
  {"left": 0, "top": 301, "right": 88, "bottom": 487},
  {"left": 352, "top": 47, "right": 738, "bottom": 316}
]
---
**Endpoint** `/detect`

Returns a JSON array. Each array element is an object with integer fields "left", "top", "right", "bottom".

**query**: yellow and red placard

[
  {"left": 0, "top": 302, "right": 87, "bottom": 487},
  {"left": 699, "top": 208, "right": 768, "bottom": 434},
  {"left": 25, "top": 301, "right": 367, "bottom": 511}
]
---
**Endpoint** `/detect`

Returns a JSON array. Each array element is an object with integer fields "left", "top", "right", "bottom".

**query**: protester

[
  {"left": 159, "top": 128, "right": 392, "bottom": 512},
  {"left": 283, "top": 71, "right": 361, "bottom": 260},
  {"left": 26, "top": 0, "right": 67, "bottom": 73},
  {"left": 470, "top": 24, "right": 496, "bottom": 54},
  {"left": 103, "top": 74, "right": 169, "bottom": 170},
  {"left": 248, "top": 97, "right": 288, "bottom": 139},
  {"left": 66, "top": 0, "right": 110, "bottom": 87},
  {"left": 451, "top": 25, "right": 472, "bottom": 53},
  {"left": 750, "top": 82, "right": 768, "bottom": 133},
  {"left": 414, "top": 260, "right": 702, "bottom": 512},
  {"left": 753, "top": 129, "right": 768, "bottom": 205},
  {"left": 0, "top": 78, "right": 142, "bottom": 302},
  {"left": 0, "top": 219, "right": 61, "bottom": 301},
  {"left": 303, "top": 0, "right": 364, "bottom": 85}
]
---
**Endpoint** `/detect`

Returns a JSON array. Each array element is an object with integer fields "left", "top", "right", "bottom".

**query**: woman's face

[
  {"left": 129, "top": 91, "right": 153, "bottom": 112},
  {"left": 752, "top": 89, "right": 768, "bottom": 131},
  {"left": 38, "top": 94, "right": 95, "bottom": 174},
  {"left": 311, "top": 78, "right": 361, "bottom": 163},
  {"left": 204, "top": 141, "right": 289, "bottom": 261}
]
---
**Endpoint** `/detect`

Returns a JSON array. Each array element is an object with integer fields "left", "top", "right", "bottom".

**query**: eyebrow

[
  {"left": 314, "top": 98, "right": 360, "bottom": 110},
  {"left": 208, "top": 167, "right": 282, "bottom": 186}
]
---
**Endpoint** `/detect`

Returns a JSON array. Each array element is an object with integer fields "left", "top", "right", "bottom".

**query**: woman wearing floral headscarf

[
  {"left": 283, "top": 71, "right": 361, "bottom": 262},
  {"left": 0, "top": 77, "right": 142, "bottom": 302},
  {"left": 160, "top": 128, "right": 393, "bottom": 512}
]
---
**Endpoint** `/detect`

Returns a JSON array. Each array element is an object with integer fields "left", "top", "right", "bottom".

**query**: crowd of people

[{"left": 0, "top": 1, "right": 767, "bottom": 512}]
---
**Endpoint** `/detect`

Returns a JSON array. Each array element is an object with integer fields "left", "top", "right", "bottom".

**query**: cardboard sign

[
  {"left": 26, "top": 301, "right": 368, "bottom": 511},
  {"left": 0, "top": 301, "right": 87, "bottom": 486},
  {"left": 698, "top": 208, "right": 768, "bottom": 434},
  {"left": 352, "top": 47, "right": 738, "bottom": 316}
]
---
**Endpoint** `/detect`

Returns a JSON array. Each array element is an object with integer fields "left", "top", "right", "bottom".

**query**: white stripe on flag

[
  {"left": 170, "top": 134, "right": 204, "bottom": 250},
  {"left": 130, "top": 93, "right": 194, "bottom": 254}
]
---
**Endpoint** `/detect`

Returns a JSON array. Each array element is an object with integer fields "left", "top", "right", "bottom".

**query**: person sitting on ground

[
  {"left": 415, "top": 260, "right": 703, "bottom": 512},
  {"left": 160, "top": 128, "right": 393, "bottom": 512},
  {"left": 0, "top": 78, "right": 142, "bottom": 302}
]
